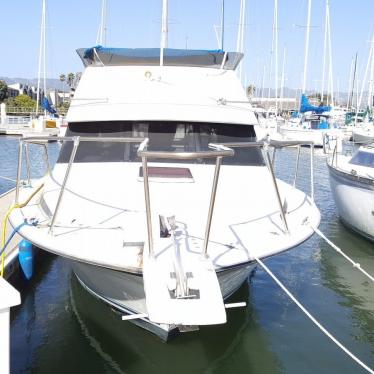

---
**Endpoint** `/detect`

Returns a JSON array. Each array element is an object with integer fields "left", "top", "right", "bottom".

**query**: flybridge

[{"left": 77, "top": 46, "right": 243, "bottom": 70}]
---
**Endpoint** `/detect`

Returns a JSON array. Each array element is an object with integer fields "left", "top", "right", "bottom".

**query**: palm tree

[
  {"left": 59, "top": 74, "right": 66, "bottom": 104},
  {"left": 246, "top": 84, "right": 256, "bottom": 99},
  {"left": 67, "top": 73, "right": 75, "bottom": 88}
]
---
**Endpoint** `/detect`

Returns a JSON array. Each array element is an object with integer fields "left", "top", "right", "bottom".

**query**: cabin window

[
  {"left": 349, "top": 151, "right": 374, "bottom": 168},
  {"left": 57, "top": 121, "right": 264, "bottom": 166}
]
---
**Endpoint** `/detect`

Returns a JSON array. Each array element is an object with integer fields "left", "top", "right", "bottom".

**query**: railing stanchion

[
  {"left": 272, "top": 148, "right": 277, "bottom": 168},
  {"left": 42, "top": 143, "right": 51, "bottom": 175},
  {"left": 293, "top": 145, "right": 301, "bottom": 188},
  {"left": 310, "top": 144, "right": 314, "bottom": 202},
  {"left": 15, "top": 140, "right": 23, "bottom": 205},
  {"left": 24, "top": 143, "right": 31, "bottom": 186},
  {"left": 141, "top": 155, "right": 154, "bottom": 258},
  {"left": 49, "top": 137, "right": 80, "bottom": 235},
  {"left": 203, "top": 156, "right": 223, "bottom": 257},
  {"left": 265, "top": 150, "right": 289, "bottom": 234}
]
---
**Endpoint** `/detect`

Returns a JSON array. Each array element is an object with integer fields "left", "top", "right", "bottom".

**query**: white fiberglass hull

[
  {"left": 352, "top": 127, "right": 374, "bottom": 144},
  {"left": 70, "top": 259, "right": 255, "bottom": 341},
  {"left": 328, "top": 164, "right": 374, "bottom": 242},
  {"left": 279, "top": 126, "right": 327, "bottom": 146}
]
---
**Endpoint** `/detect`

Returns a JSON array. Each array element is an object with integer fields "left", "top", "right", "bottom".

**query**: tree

[
  {"left": 246, "top": 84, "right": 256, "bottom": 98},
  {"left": 67, "top": 73, "right": 75, "bottom": 88},
  {"left": 6, "top": 94, "right": 36, "bottom": 110},
  {"left": 59, "top": 74, "right": 66, "bottom": 104},
  {"left": 0, "top": 80, "right": 8, "bottom": 102}
]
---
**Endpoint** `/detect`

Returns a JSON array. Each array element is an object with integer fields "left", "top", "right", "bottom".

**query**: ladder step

[
  {"left": 224, "top": 302, "right": 246, "bottom": 309},
  {"left": 121, "top": 313, "right": 148, "bottom": 321}
]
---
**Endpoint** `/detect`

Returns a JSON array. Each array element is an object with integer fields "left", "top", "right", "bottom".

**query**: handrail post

[
  {"left": 310, "top": 144, "right": 314, "bottom": 202},
  {"left": 203, "top": 156, "right": 223, "bottom": 257},
  {"left": 272, "top": 148, "right": 277, "bottom": 168},
  {"left": 42, "top": 143, "right": 51, "bottom": 175},
  {"left": 293, "top": 145, "right": 301, "bottom": 188},
  {"left": 15, "top": 140, "right": 23, "bottom": 205},
  {"left": 141, "top": 154, "right": 154, "bottom": 258},
  {"left": 265, "top": 149, "right": 289, "bottom": 234},
  {"left": 49, "top": 137, "right": 80, "bottom": 235},
  {"left": 24, "top": 143, "right": 31, "bottom": 186}
]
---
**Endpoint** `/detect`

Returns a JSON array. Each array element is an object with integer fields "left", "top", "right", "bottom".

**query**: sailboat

[
  {"left": 327, "top": 144, "right": 374, "bottom": 241},
  {"left": 8, "top": 1, "right": 320, "bottom": 340},
  {"left": 28, "top": 0, "right": 60, "bottom": 137},
  {"left": 278, "top": 0, "right": 346, "bottom": 147}
]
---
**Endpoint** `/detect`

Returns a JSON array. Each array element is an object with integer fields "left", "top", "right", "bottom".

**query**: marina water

[{"left": 1, "top": 136, "right": 373, "bottom": 373}]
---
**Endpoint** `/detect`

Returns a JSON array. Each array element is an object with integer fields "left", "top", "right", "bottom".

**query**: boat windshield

[
  {"left": 57, "top": 121, "right": 264, "bottom": 166},
  {"left": 349, "top": 151, "right": 374, "bottom": 168}
]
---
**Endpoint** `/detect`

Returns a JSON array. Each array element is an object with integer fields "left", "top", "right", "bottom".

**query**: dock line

[
  {"left": 255, "top": 256, "right": 374, "bottom": 374},
  {"left": 1, "top": 184, "right": 44, "bottom": 277},
  {"left": 311, "top": 226, "right": 374, "bottom": 283},
  {"left": 0, "top": 176, "right": 17, "bottom": 183}
]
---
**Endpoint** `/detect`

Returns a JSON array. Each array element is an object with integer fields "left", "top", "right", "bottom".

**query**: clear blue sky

[{"left": 2, "top": 0, "right": 374, "bottom": 92}]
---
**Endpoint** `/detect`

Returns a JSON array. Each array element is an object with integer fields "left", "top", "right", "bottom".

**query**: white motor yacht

[
  {"left": 279, "top": 113, "right": 346, "bottom": 147},
  {"left": 327, "top": 144, "right": 374, "bottom": 241},
  {"left": 8, "top": 46, "right": 320, "bottom": 340}
]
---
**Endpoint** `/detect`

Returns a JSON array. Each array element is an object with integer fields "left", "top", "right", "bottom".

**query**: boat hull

[
  {"left": 327, "top": 164, "right": 374, "bottom": 242},
  {"left": 352, "top": 128, "right": 374, "bottom": 144},
  {"left": 69, "top": 259, "right": 255, "bottom": 341}
]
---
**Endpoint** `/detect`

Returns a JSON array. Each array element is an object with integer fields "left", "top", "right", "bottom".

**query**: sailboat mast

[
  {"left": 280, "top": 47, "right": 286, "bottom": 112},
  {"left": 261, "top": 65, "right": 266, "bottom": 100},
  {"left": 327, "top": 0, "right": 334, "bottom": 106},
  {"left": 160, "top": 0, "right": 168, "bottom": 67},
  {"left": 236, "top": 0, "right": 246, "bottom": 83},
  {"left": 97, "top": 0, "right": 108, "bottom": 46},
  {"left": 221, "top": 0, "right": 225, "bottom": 50},
  {"left": 302, "top": 0, "right": 311, "bottom": 94},
  {"left": 349, "top": 53, "right": 358, "bottom": 109},
  {"left": 274, "top": 0, "right": 278, "bottom": 115},
  {"left": 321, "top": 0, "right": 328, "bottom": 103},
  {"left": 36, "top": 0, "right": 46, "bottom": 115},
  {"left": 346, "top": 56, "right": 354, "bottom": 109},
  {"left": 368, "top": 36, "right": 374, "bottom": 109},
  {"left": 358, "top": 36, "right": 374, "bottom": 110}
]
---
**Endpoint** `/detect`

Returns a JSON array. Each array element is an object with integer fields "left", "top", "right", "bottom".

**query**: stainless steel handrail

[
  {"left": 16, "top": 136, "right": 146, "bottom": 235},
  {"left": 22, "top": 136, "right": 145, "bottom": 144},
  {"left": 49, "top": 137, "right": 80, "bottom": 234},
  {"left": 137, "top": 139, "right": 234, "bottom": 257},
  {"left": 15, "top": 136, "right": 316, "bottom": 246},
  {"left": 219, "top": 140, "right": 316, "bottom": 233}
]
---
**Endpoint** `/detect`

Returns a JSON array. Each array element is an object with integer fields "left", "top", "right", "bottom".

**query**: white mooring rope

[
  {"left": 255, "top": 256, "right": 374, "bottom": 374},
  {"left": 0, "top": 176, "right": 16, "bottom": 183},
  {"left": 312, "top": 226, "right": 374, "bottom": 283}
]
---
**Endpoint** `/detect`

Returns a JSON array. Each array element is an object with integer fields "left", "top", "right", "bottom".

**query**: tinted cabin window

[{"left": 58, "top": 121, "right": 264, "bottom": 166}]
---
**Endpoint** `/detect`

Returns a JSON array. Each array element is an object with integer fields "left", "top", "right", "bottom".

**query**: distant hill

[{"left": 0, "top": 77, "right": 66, "bottom": 91}]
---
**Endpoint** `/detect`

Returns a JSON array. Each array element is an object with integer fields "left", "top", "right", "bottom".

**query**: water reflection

[{"left": 70, "top": 270, "right": 281, "bottom": 374}]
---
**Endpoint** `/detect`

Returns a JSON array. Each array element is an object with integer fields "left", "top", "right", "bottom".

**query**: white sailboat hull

[
  {"left": 328, "top": 164, "right": 374, "bottom": 241},
  {"left": 70, "top": 259, "right": 255, "bottom": 341},
  {"left": 352, "top": 127, "right": 374, "bottom": 144}
]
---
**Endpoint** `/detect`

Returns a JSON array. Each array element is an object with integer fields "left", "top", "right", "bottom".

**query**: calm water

[{"left": 0, "top": 136, "right": 373, "bottom": 374}]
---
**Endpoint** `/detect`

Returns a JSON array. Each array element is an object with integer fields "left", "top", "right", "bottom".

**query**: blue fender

[{"left": 18, "top": 240, "right": 34, "bottom": 280}]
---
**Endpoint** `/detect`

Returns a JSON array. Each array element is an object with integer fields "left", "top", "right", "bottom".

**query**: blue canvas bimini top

[{"left": 77, "top": 46, "right": 243, "bottom": 70}]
